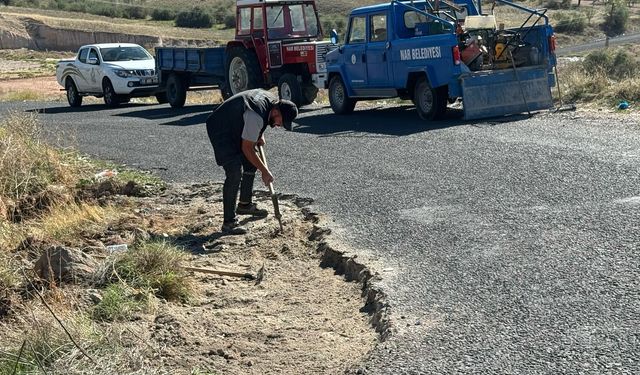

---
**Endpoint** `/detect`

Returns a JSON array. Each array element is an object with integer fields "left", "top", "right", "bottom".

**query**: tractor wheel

[
  {"left": 328, "top": 75, "right": 356, "bottom": 115},
  {"left": 166, "top": 74, "right": 186, "bottom": 108},
  {"left": 413, "top": 76, "right": 444, "bottom": 121},
  {"left": 278, "top": 74, "right": 303, "bottom": 107},
  {"left": 65, "top": 78, "right": 82, "bottom": 107},
  {"left": 103, "top": 80, "right": 120, "bottom": 108},
  {"left": 301, "top": 82, "right": 319, "bottom": 106},
  {"left": 226, "top": 47, "right": 262, "bottom": 95}
]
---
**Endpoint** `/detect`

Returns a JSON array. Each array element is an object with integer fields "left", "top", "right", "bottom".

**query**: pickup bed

[
  {"left": 326, "top": 0, "right": 557, "bottom": 120},
  {"left": 56, "top": 43, "right": 162, "bottom": 108}
]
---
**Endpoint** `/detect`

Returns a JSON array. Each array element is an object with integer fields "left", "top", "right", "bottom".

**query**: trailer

[
  {"left": 156, "top": 0, "right": 336, "bottom": 108},
  {"left": 325, "top": 0, "right": 557, "bottom": 120}
]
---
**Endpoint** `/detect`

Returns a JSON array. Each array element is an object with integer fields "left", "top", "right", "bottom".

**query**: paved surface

[
  {"left": 557, "top": 32, "right": 640, "bottom": 56},
  {"left": 2, "top": 101, "right": 639, "bottom": 374}
]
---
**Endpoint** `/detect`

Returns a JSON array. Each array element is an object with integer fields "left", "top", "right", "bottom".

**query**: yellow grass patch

[{"left": 35, "top": 203, "right": 118, "bottom": 244}]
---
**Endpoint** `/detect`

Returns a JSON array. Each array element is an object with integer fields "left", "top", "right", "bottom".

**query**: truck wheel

[
  {"left": 103, "top": 80, "right": 120, "bottom": 108},
  {"left": 413, "top": 77, "right": 442, "bottom": 121},
  {"left": 329, "top": 76, "right": 356, "bottom": 115},
  {"left": 226, "top": 47, "right": 262, "bottom": 95},
  {"left": 278, "top": 74, "right": 303, "bottom": 107},
  {"left": 65, "top": 78, "right": 82, "bottom": 107},
  {"left": 167, "top": 74, "right": 186, "bottom": 108},
  {"left": 155, "top": 92, "right": 168, "bottom": 104}
]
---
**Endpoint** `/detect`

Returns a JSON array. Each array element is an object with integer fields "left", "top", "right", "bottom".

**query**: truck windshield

[
  {"left": 100, "top": 46, "right": 152, "bottom": 62},
  {"left": 267, "top": 4, "right": 319, "bottom": 39}
]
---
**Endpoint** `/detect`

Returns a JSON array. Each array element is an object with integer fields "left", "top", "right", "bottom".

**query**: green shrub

[
  {"left": 151, "top": 8, "right": 176, "bottom": 21},
  {"left": 92, "top": 283, "right": 148, "bottom": 322},
  {"left": 223, "top": 13, "right": 236, "bottom": 29},
  {"left": 123, "top": 6, "right": 148, "bottom": 20},
  {"left": 113, "top": 240, "right": 191, "bottom": 302},
  {"left": 175, "top": 7, "right": 214, "bottom": 29},
  {"left": 583, "top": 49, "right": 639, "bottom": 80},
  {"left": 91, "top": 3, "right": 123, "bottom": 18},
  {"left": 554, "top": 11, "right": 586, "bottom": 34},
  {"left": 0, "top": 0, "right": 12, "bottom": 6},
  {"left": 545, "top": 0, "right": 572, "bottom": 9},
  {"left": 602, "top": 0, "right": 629, "bottom": 36}
]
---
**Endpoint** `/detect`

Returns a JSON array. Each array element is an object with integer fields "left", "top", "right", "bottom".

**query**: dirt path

[
  {"left": 0, "top": 75, "right": 63, "bottom": 99},
  {"left": 0, "top": 183, "right": 378, "bottom": 374}
]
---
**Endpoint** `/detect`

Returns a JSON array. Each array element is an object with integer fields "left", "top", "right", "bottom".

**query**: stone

[{"left": 34, "top": 246, "right": 98, "bottom": 284}]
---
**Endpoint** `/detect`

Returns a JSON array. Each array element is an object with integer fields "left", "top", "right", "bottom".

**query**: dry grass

[{"left": 34, "top": 203, "right": 118, "bottom": 245}]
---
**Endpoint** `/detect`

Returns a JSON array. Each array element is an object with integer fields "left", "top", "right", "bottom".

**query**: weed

[
  {"left": 92, "top": 283, "right": 149, "bottom": 322},
  {"left": 114, "top": 240, "right": 191, "bottom": 302}
]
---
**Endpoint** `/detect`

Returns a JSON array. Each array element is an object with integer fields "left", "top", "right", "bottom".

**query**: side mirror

[
  {"left": 330, "top": 29, "right": 339, "bottom": 45},
  {"left": 88, "top": 57, "right": 99, "bottom": 65}
]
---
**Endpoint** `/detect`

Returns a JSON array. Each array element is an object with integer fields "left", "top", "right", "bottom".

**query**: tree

[
  {"left": 602, "top": 0, "right": 629, "bottom": 36},
  {"left": 583, "top": 6, "right": 597, "bottom": 24}
]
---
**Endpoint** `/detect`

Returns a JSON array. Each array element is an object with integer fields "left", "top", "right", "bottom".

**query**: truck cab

[{"left": 326, "top": 0, "right": 557, "bottom": 120}]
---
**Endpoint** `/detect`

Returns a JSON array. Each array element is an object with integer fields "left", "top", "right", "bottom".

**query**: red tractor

[
  {"left": 226, "top": 0, "right": 333, "bottom": 106},
  {"left": 156, "top": 0, "right": 334, "bottom": 108}
]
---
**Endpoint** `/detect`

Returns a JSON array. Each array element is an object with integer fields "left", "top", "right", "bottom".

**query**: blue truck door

[
  {"left": 342, "top": 15, "right": 367, "bottom": 88},
  {"left": 366, "top": 12, "right": 391, "bottom": 87}
]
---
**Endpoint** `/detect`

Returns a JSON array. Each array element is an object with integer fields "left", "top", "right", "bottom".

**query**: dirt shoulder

[{"left": 0, "top": 181, "right": 379, "bottom": 374}]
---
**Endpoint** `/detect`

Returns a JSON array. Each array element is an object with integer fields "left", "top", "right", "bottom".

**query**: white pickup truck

[{"left": 56, "top": 43, "right": 165, "bottom": 108}]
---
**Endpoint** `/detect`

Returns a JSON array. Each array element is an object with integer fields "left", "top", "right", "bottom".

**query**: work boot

[
  {"left": 221, "top": 220, "right": 248, "bottom": 235},
  {"left": 236, "top": 203, "right": 268, "bottom": 218}
]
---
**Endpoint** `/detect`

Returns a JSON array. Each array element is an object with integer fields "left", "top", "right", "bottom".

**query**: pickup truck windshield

[{"left": 100, "top": 46, "right": 152, "bottom": 62}]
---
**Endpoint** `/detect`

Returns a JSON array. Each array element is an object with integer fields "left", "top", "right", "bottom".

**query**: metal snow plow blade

[{"left": 461, "top": 66, "right": 553, "bottom": 120}]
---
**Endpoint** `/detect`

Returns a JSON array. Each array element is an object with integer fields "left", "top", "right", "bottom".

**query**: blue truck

[
  {"left": 154, "top": 0, "right": 334, "bottom": 108},
  {"left": 325, "top": 0, "right": 557, "bottom": 120}
]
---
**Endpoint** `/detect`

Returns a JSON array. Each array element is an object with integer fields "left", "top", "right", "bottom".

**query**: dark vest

[{"left": 206, "top": 89, "right": 277, "bottom": 166}]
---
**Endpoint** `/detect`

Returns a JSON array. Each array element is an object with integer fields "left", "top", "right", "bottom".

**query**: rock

[
  {"left": 133, "top": 228, "right": 151, "bottom": 243},
  {"left": 34, "top": 246, "right": 98, "bottom": 284},
  {"left": 87, "top": 289, "right": 102, "bottom": 304},
  {"left": 121, "top": 181, "right": 143, "bottom": 196}
]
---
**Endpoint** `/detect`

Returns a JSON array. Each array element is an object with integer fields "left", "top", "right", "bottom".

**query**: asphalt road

[{"left": 2, "top": 101, "right": 639, "bottom": 374}]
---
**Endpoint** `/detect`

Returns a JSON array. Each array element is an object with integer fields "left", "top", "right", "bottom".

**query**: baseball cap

[{"left": 278, "top": 100, "right": 298, "bottom": 131}]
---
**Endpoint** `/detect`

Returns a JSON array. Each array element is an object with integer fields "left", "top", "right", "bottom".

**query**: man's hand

[
  {"left": 257, "top": 135, "right": 265, "bottom": 146},
  {"left": 262, "top": 170, "right": 274, "bottom": 186}
]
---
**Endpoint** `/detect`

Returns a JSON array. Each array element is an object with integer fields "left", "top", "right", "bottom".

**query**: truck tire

[
  {"left": 167, "top": 74, "right": 186, "bottom": 108},
  {"left": 413, "top": 77, "right": 443, "bottom": 121},
  {"left": 103, "top": 80, "right": 120, "bottom": 108},
  {"left": 65, "top": 78, "right": 82, "bottom": 108},
  {"left": 226, "top": 47, "right": 262, "bottom": 95},
  {"left": 329, "top": 76, "right": 356, "bottom": 115},
  {"left": 278, "top": 74, "right": 303, "bottom": 107},
  {"left": 155, "top": 92, "right": 168, "bottom": 104}
]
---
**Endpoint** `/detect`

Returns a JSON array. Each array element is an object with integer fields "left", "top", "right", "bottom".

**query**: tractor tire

[
  {"left": 103, "top": 79, "right": 120, "bottom": 108},
  {"left": 328, "top": 75, "right": 356, "bottom": 115},
  {"left": 413, "top": 76, "right": 444, "bottom": 121},
  {"left": 155, "top": 92, "right": 168, "bottom": 104},
  {"left": 65, "top": 78, "right": 82, "bottom": 107},
  {"left": 166, "top": 74, "right": 186, "bottom": 108},
  {"left": 278, "top": 74, "right": 303, "bottom": 107},
  {"left": 226, "top": 47, "right": 262, "bottom": 96},
  {"left": 301, "top": 82, "right": 319, "bottom": 106},
  {"left": 220, "top": 81, "right": 233, "bottom": 101}
]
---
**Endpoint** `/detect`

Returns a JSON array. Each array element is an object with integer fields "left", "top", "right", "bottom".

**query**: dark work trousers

[{"left": 222, "top": 154, "right": 257, "bottom": 223}]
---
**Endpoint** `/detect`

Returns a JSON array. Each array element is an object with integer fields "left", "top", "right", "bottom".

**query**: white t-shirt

[{"left": 241, "top": 109, "right": 264, "bottom": 142}]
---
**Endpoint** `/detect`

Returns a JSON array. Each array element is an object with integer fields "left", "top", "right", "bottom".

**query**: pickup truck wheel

[
  {"left": 329, "top": 76, "right": 356, "bottom": 115},
  {"left": 167, "top": 74, "right": 186, "bottom": 108},
  {"left": 278, "top": 74, "right": 303, "bottom": 107},
  {"left": 413, "top": 77, "right": 440, "bottom": 120},
  {"left": 103, "top": 80, "right": 120, "bottom": 108},
  {"left": 226, "top": 47, "right": 261, "bottom": 95},
  {"left": 220, "top": 82, "right": 233, "bottom": 101},
  {"left": 155, "top": 92, "right": 168, "bottom": 104},
  {"left": 65, "top": 78, "right": 82, "bottom": 107}
]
